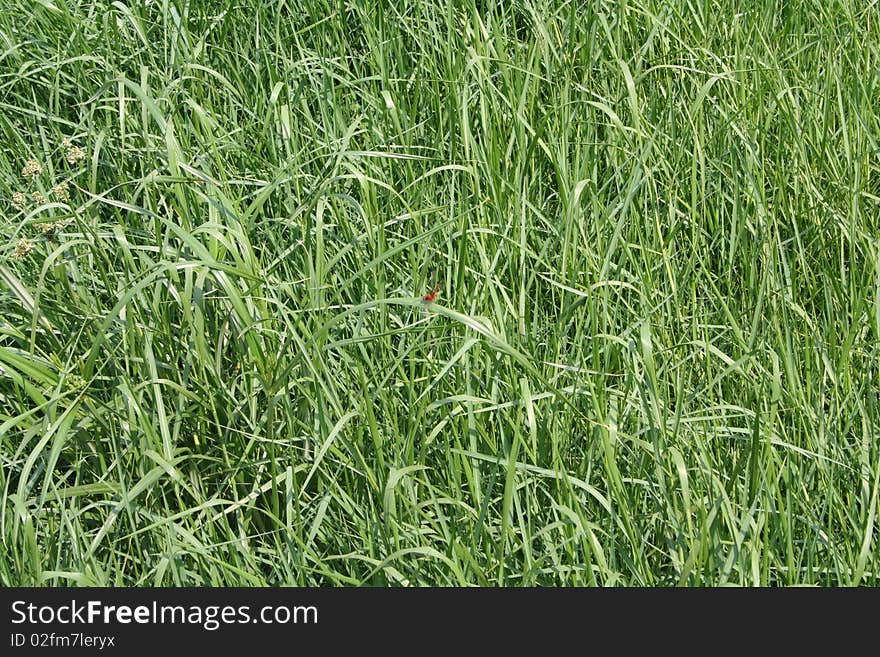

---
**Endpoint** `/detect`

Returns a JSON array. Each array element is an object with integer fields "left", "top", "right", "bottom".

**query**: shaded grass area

[{"left": 1, "top": 0, "right": 878, "bottom": 585}]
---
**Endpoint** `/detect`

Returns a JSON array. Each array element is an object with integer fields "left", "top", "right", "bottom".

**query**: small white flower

[{"left": 21, "top": 159, "right": 42, "bottom": 177}]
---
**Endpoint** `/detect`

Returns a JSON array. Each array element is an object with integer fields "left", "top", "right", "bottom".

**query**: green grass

[{"left": 1, "top": 0, "right": 879, "bottom": 586}]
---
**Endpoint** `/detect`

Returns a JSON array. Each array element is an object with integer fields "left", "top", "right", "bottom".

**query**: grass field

[{"left": 1, "top": 0, "right": 879, "bottom": 586}]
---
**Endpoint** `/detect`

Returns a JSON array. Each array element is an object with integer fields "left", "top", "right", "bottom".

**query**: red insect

[{"left": 422, "top": 283, "right": 441, "bottom": 304}]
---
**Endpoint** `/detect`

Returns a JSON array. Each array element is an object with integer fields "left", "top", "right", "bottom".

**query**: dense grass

[{"left": 1, "top": 0, "right": 879, "bottom": 586}]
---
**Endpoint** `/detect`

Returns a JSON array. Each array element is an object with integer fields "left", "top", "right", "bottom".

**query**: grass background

[{"left": 1, "top": 0, "right": 879, "bottom": 586}]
